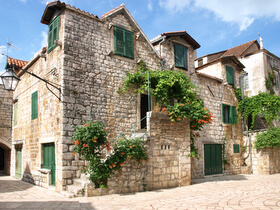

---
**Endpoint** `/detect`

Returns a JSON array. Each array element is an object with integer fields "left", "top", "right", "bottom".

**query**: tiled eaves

[
  {"left": 222, "top": 40, "right": 258, "bottom": 58},
  {"left": 196, "top": 72, "right": 223, "bottom": 82},
  {"left": 8, "top": 57, "right": 28, "bottom": 69}
]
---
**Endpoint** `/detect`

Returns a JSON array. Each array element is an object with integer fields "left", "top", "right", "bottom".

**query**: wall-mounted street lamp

[
  {"left": 1, "top": 64, "right": 61, "bottom": 101},
  {"left": 1, "top": 66, "right": 20, "bottom": 91}
]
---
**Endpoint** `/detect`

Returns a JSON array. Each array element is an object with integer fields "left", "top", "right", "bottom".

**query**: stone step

[
  {"left": 60, "top": 190, "right": 75, "bottom": 198},
  {"left": 66, "top": 184, "right": 85, "bottom": 197}
]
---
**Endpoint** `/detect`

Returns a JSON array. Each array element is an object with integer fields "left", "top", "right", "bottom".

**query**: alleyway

[{"left": 0, "top": 173, "right": 279, "bottom": 209}]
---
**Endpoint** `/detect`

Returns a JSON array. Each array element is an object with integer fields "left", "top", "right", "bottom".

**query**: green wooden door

[
  {"left": 43, "top": 143, "right": 56, "bottom": 186},
  {"left": 204, "top": 144, "right": 223, "bottom": 175},
  {"left": 15, "top": 148, "right": 22, "bottom": 178}
]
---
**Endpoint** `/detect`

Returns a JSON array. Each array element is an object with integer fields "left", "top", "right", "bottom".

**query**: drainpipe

[
  {"left": 249, "top": 133, "right": 253, "bottom": 173},
  {"left": 159, "top": 36, "right": 166, "bottom": 57}
]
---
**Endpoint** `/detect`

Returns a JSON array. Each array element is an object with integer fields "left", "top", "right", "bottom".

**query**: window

[
  {"left": 244, "top": 75, "right": 249, "bottom": 90},
  {"left": 31, "top": 91, "right": 38, "bottom": 120},
  {"left": 233, "top": 144, "right": 240, "bottom": 153},
  {"left": 226, "top": 65, "right": 234, "bottom": 85},
  {"left": 174, "top": 44, "right": 188, "bottom": 70},
  {"left": 13, "top": 103, "right": 18, "bottom": 126},
  {"left": 114, "top": 26, "right": 134, "bottom": 59},
  {"left": 48, "top": 15, "right": 60, "bottom": 53},
  {"left": 222, "top": 104, "right": 237, "bottom": 124}
]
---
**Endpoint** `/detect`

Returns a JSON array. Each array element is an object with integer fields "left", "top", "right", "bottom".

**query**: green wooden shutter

[
  {"left": 221, "top": 104, "right": 225, "bottom": 123},
  {"left": 232, "top": 106, "right": 237, "bottom": 124},
  {"left": 226, "top": 66, "right": 234, "bottom": 85},
  {"left": 31, "top": 91, "right": 38, "bottom": 120},
  {"left": 183, "top": 46, "right": 188, "bottom": 70},
  {"left": 114, "top": 26, "right": 124, "bottom": 56},
  {"left": 233, "top": 144, "right": 240, "bottom": 153},
  {"left": 174, "top": 44, "right": 187, "bottom": 70},
  {"left": 48, "top": 15, "right": 60, "bottom": 52},
  {"left": 125, "top": 30, "right": 134, "bottom": 59},
  {"left": 13, "top": 103, "right": 17, "bottom": 126}
]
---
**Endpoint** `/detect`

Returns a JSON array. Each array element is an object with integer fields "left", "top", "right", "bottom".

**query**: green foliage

[
  {"left": 118, "top": 62, "right": 214, "bottom": 158},
  {"left": 255, "top": 127, "right": 280, "bottom": 149},
  {"left": 72, "top": 122, "right": 148, "bottom": 188},
  {"left": 265, "top": 70, "right": 276, "bottom": 95},
  {"left": 238, "top": 92, "right": 280, "bottom": 129},
  {"left": 234, "top": 87, "right": 243, "bottom": 102}
]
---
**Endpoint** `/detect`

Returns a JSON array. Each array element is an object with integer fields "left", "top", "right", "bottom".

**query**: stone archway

[{"left": 0, "top": 139, "right": 11, "bottom": 175}]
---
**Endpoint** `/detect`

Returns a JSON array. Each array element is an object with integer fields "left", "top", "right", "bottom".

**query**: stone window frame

[{"left": 221, "top": 103, "right": 237, "bottom": 124}]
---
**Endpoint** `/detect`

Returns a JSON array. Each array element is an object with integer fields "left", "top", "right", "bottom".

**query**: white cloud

[
  {"left": 41, "top": 31, "right": 48, "bottom": 48},
  {"left": 19, "top": 0, "right": 27, "bottom": 3},
  {"left": 0, "top": 46, "right": 7, "bottom": 65},
  {"left": 148, "top": 0, "right": 153, "bottom": 11},
  {"left": 159, "top": 0, "right": 280, "bottom": 31}
]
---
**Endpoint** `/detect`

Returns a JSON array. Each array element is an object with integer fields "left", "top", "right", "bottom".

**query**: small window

[
  {"left": 222, "top": 104, "right": 237, "bottom": 124},
  {"left": 174, "top": 44, "right": 188, "bottom": 70},
  {"left": 114, "top": 26, "right": 134, "bottom": 59},
  {"left": 48, "top": 15, "right": 60, "bottom": 53},
  {"left": 244, "top": 75, "right": 249, "bottom": 90},
  {"left": 233, "top": 144, "right": 240, "bottom": 153},
  {"left": 226, "top": 66, "right": 234, "bottom": 85},
  {"left": 13, "top": 103, "right": 18, "bottom": 126},
  {"left": 31, "top": 91, "right": 38, "bottom": 120}
]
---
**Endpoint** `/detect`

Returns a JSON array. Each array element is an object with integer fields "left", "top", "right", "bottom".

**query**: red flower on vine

[{"left": 83, "top": 143, "right": 88, "bottom": 148}]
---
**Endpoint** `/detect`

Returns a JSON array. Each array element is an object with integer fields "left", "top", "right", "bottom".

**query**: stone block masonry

[
  {"left": 0, "top": 84, "right": 13, "bottom": 175},
  {"left": 88, "top": 111, "right": 191, "bottom": 196}
]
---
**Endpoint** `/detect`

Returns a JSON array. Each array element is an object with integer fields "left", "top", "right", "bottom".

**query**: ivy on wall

[{"left": 118, "top": 62, "right": 214, "bottom": 158}]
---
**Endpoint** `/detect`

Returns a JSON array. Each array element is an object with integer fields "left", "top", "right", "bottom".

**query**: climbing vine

[
  {"left": 238, "top": 91, "right": 280, "bottom": 129},
  {"left": 255, "top": 127, "right": 280, "bottom": 149},
  {"left": 265, "top": 70, "right": 276, "bottom": 94},
  {"left": 72, "top": 121, "right": 148, "bottom": 188},
  {"left": 118, "top": 62, "right": 214, "bottom": 158}
]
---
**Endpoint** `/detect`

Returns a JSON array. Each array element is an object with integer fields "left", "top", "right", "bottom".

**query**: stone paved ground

[{"left": 0, "top": 173, "right": 279, "bottom": 209}]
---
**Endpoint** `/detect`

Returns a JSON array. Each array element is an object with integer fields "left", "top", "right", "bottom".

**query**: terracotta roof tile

[
  {"left": 101, "top": 5, "right": 123, "bottom": 19},
  {"left": 222, "top": 40, "right": 258, "bottom": 58},
  {"left": 8, "top": 57, "right": 28, "bottom": 69}
]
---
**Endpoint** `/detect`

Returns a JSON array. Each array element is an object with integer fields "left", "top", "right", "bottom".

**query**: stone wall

[
  {"left": 12, "top": 46, "right": 63, "bottom": 189},
  {"left": 87, "top": 111, "right": 190, "bottom": 196},
  {"left": 244, "top": 132, "right": 280, "bottom": 174},
  {"left": 0, "top": 84, "right": 13, "bottom": 175},
  {"left": 60, "top": 7, "right": 162, "bottom": 191}
]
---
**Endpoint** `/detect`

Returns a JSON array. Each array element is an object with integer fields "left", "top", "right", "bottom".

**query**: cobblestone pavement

[{"left": 0, "top": 173, "right": 280, "bottom": 209}]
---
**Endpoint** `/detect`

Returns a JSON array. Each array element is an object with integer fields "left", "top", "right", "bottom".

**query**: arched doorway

[{"left": 0, "top": 141, "right": 11, "bottom": 175}]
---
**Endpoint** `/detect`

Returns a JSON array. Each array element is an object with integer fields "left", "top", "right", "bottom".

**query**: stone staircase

[{"left": 62, "top": 173, "right": 94, "bottom": 198}]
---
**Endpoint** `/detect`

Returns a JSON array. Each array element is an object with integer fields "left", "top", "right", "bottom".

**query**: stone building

[
  {"left": 0, "top": 58, "right": 27, "bottom": 175},
  {"left": 0, "top": 84, "right": 13, "bottom": 175},
  {"left": 152, "top": 34, "right": 244, "bottom": 178},
  {"left": 11, "top": 1, "right": 196, "bottom": 195}
]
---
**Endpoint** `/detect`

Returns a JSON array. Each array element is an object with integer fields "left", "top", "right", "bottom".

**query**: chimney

[
  {"left": 259, "top": 35, "right": 263, "bottom": 50},
  {"left": 203, "top": 57, "right": 208, "bottom": 65}
]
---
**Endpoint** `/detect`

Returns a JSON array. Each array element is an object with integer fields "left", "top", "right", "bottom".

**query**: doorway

[
  {"left": 43, "top": 143, "right": 56, "bottom": 186},
  {"left": 204, "top": 144, "right": 223, "bottom": 175},
  {"left": 140, "top": 94, "right": 150, "bottom": 129}
]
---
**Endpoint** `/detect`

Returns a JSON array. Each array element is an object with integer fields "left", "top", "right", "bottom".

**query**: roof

[
  {"left": 222, "top": 40, "right": 259, "bottom": 58},
  {"left": 8, "top": 57, "right": 28, "bottom": 69},
  {"left": 41, "top": 1, "right": 99, "bottom": 25},
  {"left": 151, "top": 31, "right": 200, "bottom": 50},
  {"left": 196, "top": 72, "right": 223, "bottom": 82},
  {"left": 101, "top": 5, "right": 123, "bottom": 19},
  {"left": 195, "top": 55, "right": 245, "bottom": 70}
]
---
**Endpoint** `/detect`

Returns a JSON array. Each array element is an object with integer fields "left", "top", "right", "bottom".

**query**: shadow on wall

[{"left": 191, "top": 174, "right": 248, "bottom": 185}]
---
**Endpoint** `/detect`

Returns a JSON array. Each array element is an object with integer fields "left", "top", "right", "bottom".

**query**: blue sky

[{"left": 1, "top": 0, "right": 280, "bottom": 75}]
